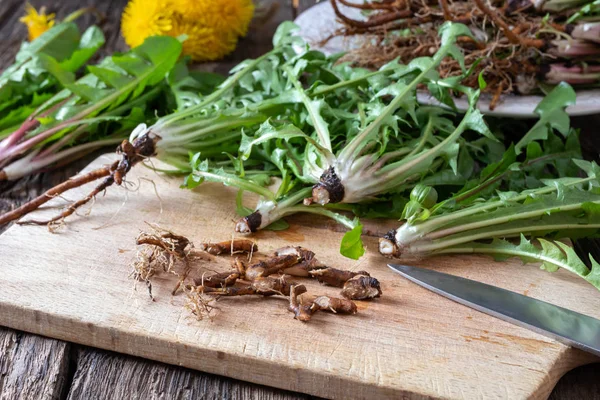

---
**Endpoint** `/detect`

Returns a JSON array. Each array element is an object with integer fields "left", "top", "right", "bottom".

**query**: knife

[{"left": 388, "top": 263, "right": 600, "bottom": 357}]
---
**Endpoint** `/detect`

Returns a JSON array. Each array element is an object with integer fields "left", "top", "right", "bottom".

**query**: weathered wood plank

[
  {"left": 67, "top": 347, "right": 313, "bottom": 400},
  {"left": 549, "top": 365, "right": 600, "bottom": 400},
  {"left": 0, "top": 328, "right": 71, "bottom": 400}
]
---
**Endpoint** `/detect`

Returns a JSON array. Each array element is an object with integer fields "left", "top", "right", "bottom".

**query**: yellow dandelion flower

[
  {"left": 20, "top": 4, "right": 55, "bottom": 41},
  {"left": 169, "top": 0, "right": 208, "bottom": 19},
  {"left": 121, "top": 0, "right": 174, "bottom": 48},
  {"left": 121, "top": 0, "right": 253, "bottom": 60},
  {"left": 169, "top": 16, "right": 237, "bottom": 61},
  {"left": 172, "top": 0, "right": 254, "bottom": 37},
  {"left": 206, "top": 0, "right": 255, "bottom": 37}
]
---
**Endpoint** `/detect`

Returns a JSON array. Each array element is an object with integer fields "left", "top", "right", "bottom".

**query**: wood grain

[
  {"left": 549, "top": 364, "right": 600, "bottom": 400},
  {"left": 0, "top": 328, "right": 71, "bottom": 400},
  {"left": 67, "top": 347, "right": 311, "bottom": 400},
  {"left": 1, "top": 154, "right": 599, "bottom": 399}
]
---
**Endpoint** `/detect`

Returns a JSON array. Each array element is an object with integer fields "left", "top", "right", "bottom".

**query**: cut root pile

[
  {"left": 130, "top": 224, "right": 382, "bottom": 322},
  {"left": 328, "top": 0, "right": 600, "bottom": 109}
]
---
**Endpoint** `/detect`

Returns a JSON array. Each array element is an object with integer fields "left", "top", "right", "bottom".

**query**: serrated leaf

[
  {"left": 443, "top": 235, "right": 599, "bottom": 290},
  {"left": 239, "top": 122, "right": 310, "bottom": 160},
  {"left": 515, "top": 83, "right": 576, "bottom": 154},
  {"left": 59, "top": 25, "right": 105, "bottom": 72},
  {"left": 463, "top": 109, "right": 495, "bottom": 141},
  {"left": 272, "top": 21, "right": 300, "bottom": 47}
]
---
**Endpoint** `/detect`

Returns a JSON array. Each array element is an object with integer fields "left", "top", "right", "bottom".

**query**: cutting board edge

[
  {"left": 0, "top": 300, "right": 431, "bottom": 400},
  {"left": 1, "top": 298, "right": 596, "bottom": 400},
  {"left": 533, "top": 347, "right": 598, "bottom": 400}
]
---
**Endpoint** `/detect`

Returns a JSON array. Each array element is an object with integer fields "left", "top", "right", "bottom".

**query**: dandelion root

[
  {"left": 130, "top": 230, "right": 381, "bottom": 322},
  {"left": 309, "top": 267, "right": 370, "bottom": 287},
  {"left": 198, "top": 239, "right": 258, "bottom": 255},
  {"left": 2, "top": 133, "right": 158, "bottom": 226},
  {"left": 341, "top": 275, "right": 383, "bottom": 300}
]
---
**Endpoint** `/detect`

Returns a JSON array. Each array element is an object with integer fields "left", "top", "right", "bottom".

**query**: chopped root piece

[
  {"left": 309, "top": 267, "right": 370, "bottom": 287},
  {"left": 289, "top": 289, "right": 358, "bottom": 322},
  {"left": 132, "top": 225, "right": 210, "bottom": 295},
  {"left": 193, "top": 270, "right": 240, "bottom": 288},
  {"left": 201, "top": 276, "right": 298, "bottom": 297},
  {"left": 274, "top": 245, "right": 315, "bottom": 260},
  {"left": 275, "top": 246, "right": 325, "bottom": 277},
  {"left": 198, "top": 239, "right": 258, "bottom": 255},
  {"left": 136, "top": 229, "right": 191, "bottom": 258},
  {"left": 243, "top": 254, "right": 301, "bottom": 281},
  {"left": 312, "top": 296, "right": 358, "bottom": 314},
  {"left": 341, "top": 275, "right": 382, "bottom": 300},
  {"left": 288, "top": 284, "right": 315, "bottom": 322}
]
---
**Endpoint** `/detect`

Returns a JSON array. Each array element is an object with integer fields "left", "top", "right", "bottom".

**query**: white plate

[{"left": 294, "top": 1, "right": 600, "bottom": 117}]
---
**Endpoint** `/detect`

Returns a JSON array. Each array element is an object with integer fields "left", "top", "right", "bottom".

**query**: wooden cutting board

[{"left": 0, "top": 154, "right": 598, "bottom": 399}]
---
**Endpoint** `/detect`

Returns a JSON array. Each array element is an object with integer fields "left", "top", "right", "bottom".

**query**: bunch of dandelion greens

[
  {"left": 379, "top": 88, "right": 600, "bottom": 289},
  {"left": 0, "top": 31, "right": 184, "bottom": 182},
  {"left": 2, "top": 22, "right": 600, "bottom": 288},
  {"left": 0, "top": 20, "right": 105, "bottom": 157},
  {"left": 205, "top": 23, "right": 500, "bottom": 258},
  {"left": 0, "top": 22, "right": 303, "bottom": 225}
]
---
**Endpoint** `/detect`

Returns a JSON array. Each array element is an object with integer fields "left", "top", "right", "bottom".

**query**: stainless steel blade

[{"left": 388, "top": 263, "right": 600, "bottom": 357}]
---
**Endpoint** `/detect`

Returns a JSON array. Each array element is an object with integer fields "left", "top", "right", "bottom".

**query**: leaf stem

[
  {"left": 283, "top": 65, "right": 333, "bottom": 153},
  {"left": 192, "top": 170, "right": 276, "bottom": 200},
  {"left": 311, "top": 69, "right": 390, "bottom": 96},
  {"left": 160, "top": 52, "right": 273, "bottom": 126},
  {"left": 411, "top": 222, "right": 600, "bottom": 253},
  {"left": 284, "top": 205, "right": 357, "bottom": 230},
  {"left": 419, "top": 176, "right": 597, "bottom": 235}
]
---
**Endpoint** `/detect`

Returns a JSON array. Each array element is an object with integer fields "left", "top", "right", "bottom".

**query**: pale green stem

[
  {"left": 428, "top": 245, "right": 592, "bottom": 282},
  {"left": 407, "top": 116, "right": 435, "bottom": 157},
  {"left": 424, "top": 201, "right": 600, "bottom": 242},
  {"left": 337, "top": 50, "right": 450, "bottom": 168},
  {"left": 418, "top": 176, "right": 597, "bottom": 235},
  {"left": 158, "top": 115, "right": 267, "bottom": 148},
  {"left": 410, "top": 222, "right": 600, "bottom": 253},
  {"left": 192, "top": 170, "right": 276, "bottom": 200},
  {"left": 283, "top": 65, "right": 333, "bottom": 152},
  {"left": 311, "top": 69, "right": 390, "bottom": 96},
  {"left": 283, "top": 205, "right": 357, "bottom": 230}
]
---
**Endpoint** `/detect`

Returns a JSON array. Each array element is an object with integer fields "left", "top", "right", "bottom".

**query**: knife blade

[{"left": 388, "top": 263, "right": 600, "bottom": 357}]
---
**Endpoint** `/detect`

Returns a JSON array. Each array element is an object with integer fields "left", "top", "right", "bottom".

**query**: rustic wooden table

[{"left": 0, "top": 0, "right": 598, "bottom": 399}]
